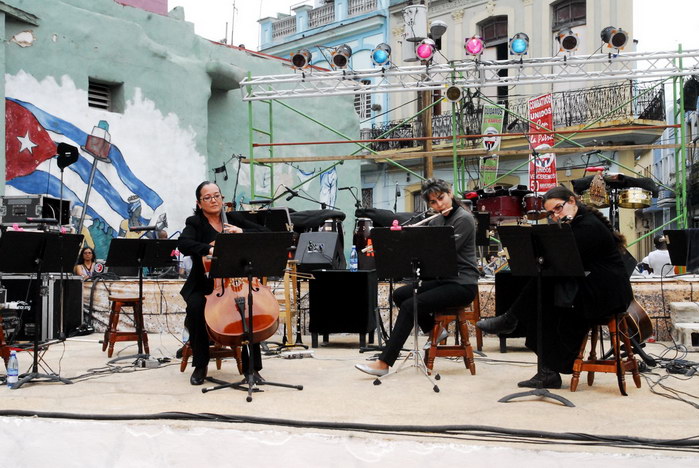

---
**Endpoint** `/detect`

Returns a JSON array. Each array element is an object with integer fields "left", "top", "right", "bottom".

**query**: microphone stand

[{"left": 284, "top": 187, "right": 339, "bottom": 210}]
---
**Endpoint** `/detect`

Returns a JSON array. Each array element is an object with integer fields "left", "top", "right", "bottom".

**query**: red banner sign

[{"left": 527, "top": 94, "right": 557, "bottom": 193}]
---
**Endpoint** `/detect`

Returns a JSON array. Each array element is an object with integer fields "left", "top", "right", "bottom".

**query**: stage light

[
  {"left": 290, "top": 49, "right": 312, "bottom": 70},
  {"left": 556, "top": 28, "right": 579, "bottom": 52},
  {"left": 331, "top": 44, "right": 352, "bottom": 69},
  {"left": 416, "top": 38, "right": 436, "bottom": 62},
  {"left": 464, "top": 35, "right": 484, "bottom": 56},
  {"left": 371, "top": 43, "right": 392, "bottom": 67},
  {"left": 445, "top": 85, "right": 463, "bottom": 103},
  {"left": 429, "top": 20, "right": 447, "bottom": 41},
  {"left": 509, "top": 33, "right": 529, "bottom": 56},
  {"left": 601, "top": 26, "right": 628, "bottom": 50}
]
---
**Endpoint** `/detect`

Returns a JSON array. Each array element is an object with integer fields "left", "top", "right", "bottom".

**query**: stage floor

[{"left": 1, "top": 333, "right": 697, "bottom": 466}]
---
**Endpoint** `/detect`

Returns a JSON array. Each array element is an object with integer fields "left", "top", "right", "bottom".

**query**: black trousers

[
  {"left": 184, "top": 292, "right": 262, "bottom": 372},
  {"left": 379, "top": 281, "right": 477, "bottom": 366},
  {"left": 507, "top": 278, "right": 608, "bottom": 374}
]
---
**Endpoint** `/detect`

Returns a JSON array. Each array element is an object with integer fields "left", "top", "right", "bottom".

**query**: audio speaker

[
  {"left": 294, "top": 231, "right": 346, "bottom": 273},
  {"left": 309, "top": 270, "right": 377, "bottom": 346}
]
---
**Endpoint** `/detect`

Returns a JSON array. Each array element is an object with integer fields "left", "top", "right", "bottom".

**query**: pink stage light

[
  {"left": 465, "top": 36, "right": 484, "bottom": 56},
  {"left": 416, "top": 38, "right": 436, "bottom": 61}
]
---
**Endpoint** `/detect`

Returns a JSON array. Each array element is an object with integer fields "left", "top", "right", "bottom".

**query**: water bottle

[
  {"left": 349, "top": 245, "right": 359, "bottom": 272},
  {"left": 7, "top": 350, "right": 19, "bottom": 388},
  {"left": 182, "top": 326, "right": 190, "bottom": 344}
]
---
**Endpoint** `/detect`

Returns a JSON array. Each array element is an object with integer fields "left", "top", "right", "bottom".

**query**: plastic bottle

[
  {"left": 349, "top": 245, "right": 359, "bottom": 272},
  {"left": 7, "top": 350, "right": 19, "bottom": 388},
  {"left": 182, "top": 326, "right": 190, "bottom": 344}
]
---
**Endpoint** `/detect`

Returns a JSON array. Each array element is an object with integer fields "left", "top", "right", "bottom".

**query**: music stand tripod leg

[{"left": 374, "top": 269, "right": 439, "bottom": 393}]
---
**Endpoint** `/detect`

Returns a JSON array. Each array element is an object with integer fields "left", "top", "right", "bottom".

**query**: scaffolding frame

[{"left": 243, "top": 48, "right": 696, "bottom": 228}]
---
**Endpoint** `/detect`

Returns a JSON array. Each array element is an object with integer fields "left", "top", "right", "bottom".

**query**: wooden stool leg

[
  {"left": 179, "top": 343, "right": 192, "bottom": 372},
  {"left": 619, "top": 317, "right": 642, "bottom": 388},
  {"left": 106, "top": 302, "right": 122, "bottom": 358},
  {"left": 570, "top": 330, "right": 590, "bottom": 392},
  {"left": 586, "top": 326, "right": 599, "bottom": 387},
  {"left": 458, "top": 316, "right": 476, "bottom": 375},
  {"left": 424, "top": 321, "right": 440, "bottom": 374}
]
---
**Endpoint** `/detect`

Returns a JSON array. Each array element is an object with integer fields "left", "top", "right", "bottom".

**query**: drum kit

[{"left": 475, "top": 186, "right": 547, "bottom": 224}]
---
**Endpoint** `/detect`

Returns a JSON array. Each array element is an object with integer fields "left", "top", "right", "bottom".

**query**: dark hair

[
  {"left": 653, "top": 234, "right": 667, "bottom": 249},
  {"left": 421, "top": 178, "right": 452, "bottom": 202},
  {"left": 543, "top": 185, "right": 627, "bottom": 249},
  {"left": 77, "top": 247, "right": 95, "bottom": 265},
  {"left": 193, "top": 180, "right": 217, "bottom": 216}
]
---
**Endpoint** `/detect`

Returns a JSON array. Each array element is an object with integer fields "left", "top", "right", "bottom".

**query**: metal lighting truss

[{"left": 241, "top": 49, "right": 699, "bottom": 101}]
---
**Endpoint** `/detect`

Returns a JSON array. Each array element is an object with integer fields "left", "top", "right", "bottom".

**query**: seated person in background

[
  {"left": 641, "top": 235, "right": 672, "bottom": 277},
  {"left": 74, "top": 247, "right": 96, "bottom": 279}
]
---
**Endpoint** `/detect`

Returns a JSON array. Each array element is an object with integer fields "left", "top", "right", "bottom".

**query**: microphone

[
  {"left": 284, "top": 185, "right": 299, "bottom": 202},
  {"left": 130, "top": 225, "right": 157, "bottom": 232}
]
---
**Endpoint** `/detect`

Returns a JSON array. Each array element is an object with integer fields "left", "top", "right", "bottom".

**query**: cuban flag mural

[{"left": 4, "top": 72, "right": 207, "bottom": 259}]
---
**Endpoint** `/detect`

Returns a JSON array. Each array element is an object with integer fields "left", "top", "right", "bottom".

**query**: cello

[{"left": 202, "top": 204, "right": 280, "bottom": 348}]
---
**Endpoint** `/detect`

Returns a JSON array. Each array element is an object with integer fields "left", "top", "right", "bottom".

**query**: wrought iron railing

[
  {"left": 271, "top": 16, "right": 296, "bottom": 39},
  {"left": 368, "top": 81, "right": 666, "bottom": 152},
  {"left": 348, "top": 0, "right": 378, "bottom": 17},
  {"left": 309, "top": 3, "right": 335, "bottom": 29}
]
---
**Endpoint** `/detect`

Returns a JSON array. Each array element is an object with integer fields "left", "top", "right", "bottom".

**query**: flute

[{"left": 410, "top": 206, "right": 453, "bottom": 226}]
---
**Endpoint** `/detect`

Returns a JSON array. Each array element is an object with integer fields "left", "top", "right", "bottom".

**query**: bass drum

[
  {"left": 476, "top": 195, "right": 523, "bottom": 222},
  {"left": 618, "top": 187, "right": 651, "bottom": 209},
  {"left": 522, "top": 194, "right": 546, "bottom": 220}
]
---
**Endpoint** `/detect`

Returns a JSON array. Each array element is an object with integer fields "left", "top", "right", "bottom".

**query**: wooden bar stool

[
  {"left": 570, "top": 312, "right": 642, "bottom": 395},
  {"left": 424, "top": 294, "right": 481, "bottom": 375},
  {"left": 179, "top": 342, "right": 243, "bottom": 374},
  {"left": 102, "top": 295, "right": 149, "bottom": 358}
]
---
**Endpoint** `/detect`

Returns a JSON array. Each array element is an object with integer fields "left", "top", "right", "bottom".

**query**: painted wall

[
  {"left": 116, "top": 0, "right": 168, "bottom": 16},
  {"left": 2, "top": 0, "right": 360, "bottom": 258}
]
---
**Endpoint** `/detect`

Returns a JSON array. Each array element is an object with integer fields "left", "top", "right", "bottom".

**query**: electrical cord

[{"left": 0, "top": 409, "right": 697, "bottom": 453}]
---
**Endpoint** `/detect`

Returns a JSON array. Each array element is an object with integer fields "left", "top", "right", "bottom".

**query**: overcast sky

[{"left": 168, "top": 0, "right": 699, "bottom": 53}]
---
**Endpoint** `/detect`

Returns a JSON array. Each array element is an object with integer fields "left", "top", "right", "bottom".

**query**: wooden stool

[
  {"left": 424, "top": 294, "right": 481, "bottom": 375},
  {"left": 102, "top": 295, "right": 149, "bottom": 358},
  {"left": 179, "top": 342, "right": 243, "bottom": 374},
  {"left": 570, "top": 312, "right": 642, "bottom": 395}
]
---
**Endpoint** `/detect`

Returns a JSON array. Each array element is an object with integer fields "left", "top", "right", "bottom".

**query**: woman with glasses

[
  {"left": 354, "top": 178, "right": 480, "bottom": 377},
  {"left": 74, "top": 247, "right": 97, "bottom": 279},
  {"left": 178, "top": 181, "right": 269, "bottom": 386},
  {"left": 477, "top": 186, "right": 633, "bottom": 389}
]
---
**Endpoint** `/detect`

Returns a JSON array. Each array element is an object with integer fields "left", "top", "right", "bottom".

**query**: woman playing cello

[{"left": 178, "top": 181, "right": 269, "bottom": 386}]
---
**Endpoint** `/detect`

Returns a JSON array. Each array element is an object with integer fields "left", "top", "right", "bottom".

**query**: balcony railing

[
  {"left": 348, "top": 0, "right": 377, "bottom": 17},
  {"left": 309, "top": 3, "right": 335, "bottom": 29},
  {"left": 367, "top": 81, "right": 666, "bottom": 152},
  {"left": 272, "top": 16, "right": 296, "bottom": 39}
]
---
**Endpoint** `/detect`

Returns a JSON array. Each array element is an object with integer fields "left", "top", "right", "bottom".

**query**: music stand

[
  {"left": 201, "top": 232, "right": 303, "bottom": 402},
  {"left": 496, "top": 224, "right": 584, "bottom": 407},
  {"left": 369, "top": 226, "right": 457, "bottom": 392},
  {"left": 0, "top": 231, "right": 83, "bottom": 389},
  {"left": 237, "top": 208, "right": 293, "bottom": 232},
  {"left": 105, "top": 237, "right": 178, "bottom": 364}
]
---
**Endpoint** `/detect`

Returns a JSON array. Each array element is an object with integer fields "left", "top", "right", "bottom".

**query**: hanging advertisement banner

[
  {"left": 480, "top": 104, "right": 505, "bottom": 187},
  {"left": 527, "top": 94, "right": 557, "bottom": 193}
]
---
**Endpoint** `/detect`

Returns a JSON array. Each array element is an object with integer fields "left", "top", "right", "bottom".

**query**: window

[
  {"left": 361, "top": 188, "right": 373, "bottom": 208},
  {"left": 552, "top": 0, "right": 586, "bottom": 30},
  {"left": 479, "top": 16, "right": 508, "bottom": 46},
  {"left": 88, "top": 78, "right": 124, "bottom": 113},
  {"left": 354, "top": 79, "right": 372, "bottom": 120}
]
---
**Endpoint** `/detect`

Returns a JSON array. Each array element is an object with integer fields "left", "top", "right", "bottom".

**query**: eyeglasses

[
  {"left": 200, "top": 193, "right": 223, "bottom": 203},
  {"left": 546, "top": 201, "right": 567, "bottom": 218}
]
